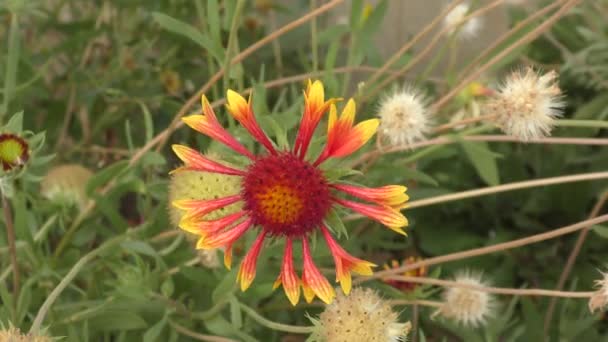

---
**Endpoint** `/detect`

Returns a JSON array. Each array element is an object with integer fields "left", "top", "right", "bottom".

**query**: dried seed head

[
  {"left": 378, "top": 88, "right": 431, "bottom": 148},
  {"left": 487, "top": 68, "right": 564, "bottom": 141},
  {"left": 315, "top": 287, "right": 411, "bottom": 342},
  {"left": 0, "top": 326, "right": 52, "bottom": 342},
  {"left": 41, "top": 164, "right": 93, "bottom": 209},
  {"left": 437, "top": 271, "right": 494, "bottom": 327},
  {"left": 443, "top": 3, "right": 482, "bottom": 39},
  {"left": 589, "top": 271, "right": 608, "bottom": 313}
]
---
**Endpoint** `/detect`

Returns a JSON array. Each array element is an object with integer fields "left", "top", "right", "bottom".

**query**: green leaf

[
  {"left": 4, "top": 111, "right": 23, "bottom": 132},
  {"left": 592, "top": 225, "right": 608, "bottom": 239},
  {"left": 121, "top": 240, "right": 158, "bottom": 257},
  {"left": 400, "top": 167, "right": 439, "bottom": 186},
  {"left": 86, "top": 160, "right": 129, "bottom": 196},
  {"left": 152, "top": 12, "right": 224, "bottom": 63},
  {"left": 1, "top": 15, "right": 20, "bottom": 118},
  {"left": 229, "top": 297, "right": 242, "bottom": 329},
  {"left": 349, "top": 0, "right": 364, "bottom": 30},
  {"left": 206, "top": 0, "right": 221, "bottom": 42},
  {"left": 324, "top": 208, "right": 348, "bottom": 239},
  {"left": 90, "top": 311, "right": 148, "bottom": 331},
  {"left": 323, "top": 167, "right": 363, "bottom": 181},
  {"left": 143, "top": 315, "right": 167, "bottom": 342},
  {"left": 459, "top": 140, "right": 501, "bottom": 186}
]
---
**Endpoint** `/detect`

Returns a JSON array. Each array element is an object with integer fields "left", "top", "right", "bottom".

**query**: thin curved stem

[
  {"left": 30, "top": 227, "right": 143, "bottom": 334},
  {"left": 363, "top": 0, "right": 505, "bottom": 103},
  {"left": 358, "top": 214, "right": 608, "bottom": 282},
  {"left": 543, "top": 190, "right": 608, "bottom": 335},
  {"left": 431, "top": 0, "right": 582, "bottom": 112},
  {"left": 153, "top": 0, "right": 346, "bottom": 154},
  {"left": 405, "top": 171, "right": 608, "bottom": 210},
  {"left": 238, "top": 302, "right": 315, "bottom": 334},
  {"left": 2, "top": 194, "right": 18, "bottom": 316},
  {"left": 364, "top": 0, "right": 464, "bottom": 88},
  {"left": 169, "top": 320, "right": 236, "bottom": 342},
  {"left": 456, "top": 0, "right": 565, "bottom": 81},
  {"left": 389, "top": 299, "right": 443, "bottom": 308},
  {"left": 385, "top": 276, "right": 595, "bottom": 298}
]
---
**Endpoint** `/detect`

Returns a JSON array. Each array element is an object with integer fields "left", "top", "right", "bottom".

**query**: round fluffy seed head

[
  {"left": 378, "top": 89, "right": 430, "bottom": 148},
  {"left": 242, "top": 152, "right": 331, "bottom": 237},
  {"left": 168, "top": 168, "right": 242, "bottom": 227},
  {"left": 41, "top": 164, "right": 93, "bottom": 209},
  {"left": 438, "top": 272, "right": 493, "bottom": 327},
  {"left": 317, "top": 287, "right": 411, "bottom": 342},
  {"left": 443, "top": 3, "right": 482, "bottom": 39},
  {"left": 589, "top": 271, "right": 608, "bottom": 313},
  {"left": 0, "top": 326, "right": 52, "bottom": 342},
  {"left": 488, "top": 68, "right": 564, "bottom": 141}
]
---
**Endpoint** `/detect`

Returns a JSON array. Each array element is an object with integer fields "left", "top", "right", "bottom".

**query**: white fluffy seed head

[
  {"left": 438, "top": 271, "right": 494, "bottom": 327},
  {"left": 0, "top": 326, "right": 52, "bottom": 342},
  {"left": 488, "top": 67, "right": 564, "bottom": 141},
  {"left": 589, "top": 271, "right": 608, "bottom": 313},
  {"left": 378, "top": 88, "right": 431, "bottom": 148},
  {"left": 443, "top": 3, "right": 482, "bottom": 39},
  {"left": 315, "top": 287, "right": 411, "bottom": 342}
]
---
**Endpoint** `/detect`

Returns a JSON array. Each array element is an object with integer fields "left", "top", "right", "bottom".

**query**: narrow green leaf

[
  {"left": 4, "top": 111, "right": 23, "bottom": 132},
  {"left": 459, "top": 140, "right": 501, "bottom": 186},
  {"left": 1, "top": 14, "right": 20, "bottom": 119},
  {"left": 86, "top": 160, "right": 129, "bottom": 196},
  {"left": 143, "top": 315, "right": 167, "bottom": 342},
  {"left": 152, "top": 12, "right": 224, "bottom": 63},
  {"left": 90, "top": 311, "right": 148, "bottom": 331}
]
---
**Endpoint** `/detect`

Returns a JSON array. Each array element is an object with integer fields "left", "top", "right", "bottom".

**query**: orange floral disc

[{"left": 0, "top": 133, "right": 29, "bottom": 171}]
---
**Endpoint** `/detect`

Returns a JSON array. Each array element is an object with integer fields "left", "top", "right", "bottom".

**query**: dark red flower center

[{"left": 242, "top": 152, "right": 331, "bottom": 237}]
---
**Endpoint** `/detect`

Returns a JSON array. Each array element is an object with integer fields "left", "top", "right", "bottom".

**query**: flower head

[
  {"left": 41, "top": 164, "right": 92, "bottom": 209},
  {"left": 589, "top": 271, "right": 608, "bottom": 313},
  {"left": 443, "top": 3, "right": 482, "bottom": 39},
  {"left": 488, "top": 68, "right": 564, "bottom": 141},
  {"left": 0, "top": 133, "right": 29, "bottom": 171},
  {"left": 377, "top": 88, "right": 430, "bottom": 148},
  {"left": 436, "top": 271, "right": 494, "bottom": 327},
  {"left": 383, "top": 257, "right": 427, "bottom": 292},
  {"left": 314, "top": 287, "right": 411, "bottom": 342},
  {"left": 172, "top": 80, "right": 408, "bottom": 304}
]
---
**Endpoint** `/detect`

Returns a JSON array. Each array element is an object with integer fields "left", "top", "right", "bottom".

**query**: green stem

[
  {"left": 238, "top": 302, "right": 315, "bottom": 334},
  {"left": 1, "top": 12, "right": 20, "bottom": 121},
  {"left": 222, "top": 0, "right": 245, "bottom": 129},
  {"left": 555, "top": 119, "right": 608, "bottom": 129},
  {"left": 310, "top": 0, "right": 319, "bottom": 72},
  {"left": 30, "top": 227, "right": 144, "bottom": 334}
]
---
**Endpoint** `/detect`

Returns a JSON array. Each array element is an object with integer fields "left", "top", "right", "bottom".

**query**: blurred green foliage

[{"left": 0, "top": 0, "right": 607, "bottom": 341}]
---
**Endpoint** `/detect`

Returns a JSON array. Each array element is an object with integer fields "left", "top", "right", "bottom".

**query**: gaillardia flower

[
  {"left": 0, "top": 133, "right": 29, "bottom": 171},
  {"left": 172, "top": 80, "right": 409, "bottom": 305}
]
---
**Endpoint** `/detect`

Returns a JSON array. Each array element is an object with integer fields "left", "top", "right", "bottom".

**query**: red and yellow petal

[
  {"left": 171, "top": 144, "right": 245, "bottom": 176},
  {"left": 301, "top": 239, "right": 335, "bottom": 304},
  {"left": 196, "top": 217, "right": 252, "bottom": 250},
  {"left": 294, "top": 80, "right": 337, "bottom": 159},
  {"left": 225, "top": 90, "right": 276, "bottom": 153},
  {"left": 272, "top": 238, "right": 301, "bottom": 306},
  {"left": 320, "top": 225, "right": 375, "bottom": 295},
  {"left": 179, "top": 211, "right": 247, "bottom": 235},
  {"left": 173, "top": 195, "right": 242, "bottom": 220},
  {"left": 315, "top": 100, "right": 379, "bottom": 165},
  {"left": 334, "top": 198, "right": 408, "bottom": 235},
  {"left": 237, "top": 231, "right": 267, "bottom": 291},
  {"left": 223, "top": 245, "right": 233, "bottom": 270},
  {"left": 333, "top": 184, "right": 408, "bottom": 207},
  {"left": 0, "top": 133, "right": 29, "bottom": 171},
  {"left": 182, "top": 96, "right": 254, "bottom": 159}
]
